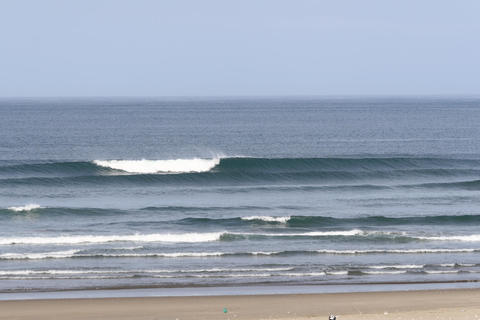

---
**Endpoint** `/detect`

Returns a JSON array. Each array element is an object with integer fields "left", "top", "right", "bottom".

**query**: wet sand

[{"left": 0, "top": 288, "right": 479, "bottom": 320}]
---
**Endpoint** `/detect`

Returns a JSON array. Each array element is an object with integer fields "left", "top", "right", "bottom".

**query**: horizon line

[{"left": 1, "top": 93, "right": 480, "bottom": 100}]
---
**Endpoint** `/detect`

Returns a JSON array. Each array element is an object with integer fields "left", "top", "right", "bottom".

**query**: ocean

[{"left": 1, "top": 97, "right": 480, "bottom": 293}]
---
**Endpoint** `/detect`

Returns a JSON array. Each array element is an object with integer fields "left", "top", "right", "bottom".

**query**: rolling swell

[
  {"left": 3, "top": 173, "right": 480, "bottom": 189},
  {"left": 216, "top": 157, "right": 480, "bottom": 172},
  {"left": 1, "top": 156, "right": 480, "bottom": 175},
  {"left": 0, "top": 161, "right": 112, "bottom": 177},
  {"left": 179, "top": 214, "right": 480, "bottom": 227},
  {"left": 0, "top": 206, "right": 127, "bottom": 216},
  {"left": 4, "top": 205, "right": 480, "bottom": 228},
  {"left": 2, "top": 156, "right": 480, "bottom": 187}
]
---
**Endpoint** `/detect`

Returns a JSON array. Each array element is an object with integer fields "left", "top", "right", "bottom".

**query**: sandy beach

[{"left": 1, "top": 289, "right": 479, "bottom": 320}]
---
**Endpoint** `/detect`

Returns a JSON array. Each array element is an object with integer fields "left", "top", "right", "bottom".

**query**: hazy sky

[{"left": 1, "top": 0, "right": 479, "bottom": 97}]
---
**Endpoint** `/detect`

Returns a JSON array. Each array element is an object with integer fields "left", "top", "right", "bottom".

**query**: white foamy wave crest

[
  {"left": 7, "top": 204, "right": 42, "bottom": 212},
  {"left": 420, "top": 234, "right": 480, "bottom": 242},
  {"left": 0, "top": 232, "right": 225, "bottom": 245},
  {"left": 437, "top": 263, "right": 476, "bottom": 267},
  {"left": 148, "top": 252, "right": 224, "bottom": 258},
  {"left": 239, "top": 229, "right": 365, "bottom": 237},
  {"left": 457, "top": 263, "right": 476, "bottom": 267},
  {"left": 189, "top": 272, "right": 327, "bottom": 279},
  {"left": 1, "top": 275, "right": 126, "bottom": 280},
  {"left": 315, "top": 248, "right": 478, "bottom": 254},
  {"left": 0, "top": 251, "right": 227, "bottom": 260},
  {"left": 326, "top": 271, "right": 348, "bottom": 275},
  {"left": 0, "top": 269, "right": 129, "bottom": 275},
  {"left": 368, "top": 264, "right": 424, "bottom": 269},
  {"left": 0, "top": 267, "right": 295, "bottom": 276},
  {"left": 280, "top": 272, "right": 326, "bottom": 277},
  {"left": 93, "top": 158, "right": 220, "bottom": 174},
  {"left": 175, "top": 267, "right": 294, "bottom": 273},
  {"left": 363, "top": 270, "right": 407, "bottom": 275},
  {"left": 301, "top": 229, "right": 364, "bottom": 236},
  {"left": 252, "top": 251, "right": 279, "bottom": 255},
  {"left": 190, "top": 273, "right": 273, "bottom": 278},
  {"left": 0, "top": 250, "right": 79, "bottom": 260},
  {"left": 241, "top": 216, "right": 291, "bottom": 223},
  {"left": 83, "top": 252, "right": 227, "bottom": 258}
]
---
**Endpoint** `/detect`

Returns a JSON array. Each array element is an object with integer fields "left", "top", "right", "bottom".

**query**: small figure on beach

[{"left": 329, "top": 315, "right": 336, "bottom": 320}]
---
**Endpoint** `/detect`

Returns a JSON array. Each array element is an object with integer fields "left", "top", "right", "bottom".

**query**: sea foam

[
  {"left": 420, "top": 234, "right": 480, "bottom": 242},
  {"left": 368, "top": 264, "right": 423, "bottom": 269},
  {"left": 7, "top": 204, "right": 42, "bottom": 212},
  {"left": 0, "top": 250, "right": 79, "bottom": 260},
  {"left": 238, "top": 229, "right": 365, "bottom": 237},
  {"left": 0, "top": 232, "right": 225, "bottom": 245},
  {"left": 241, "top": 216, "right": 291, "bottom": 223},
  {"left": 363, "top": 270, "right": 407, "bottom": 275},
  {"left": 93, "top": 158, "right": 220, "bottom": 174},
  {"left": 316, "top": 248, "right": 478, "bottom": 254}
]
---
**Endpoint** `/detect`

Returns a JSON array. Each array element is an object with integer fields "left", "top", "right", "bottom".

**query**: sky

[{"left": 1, "top": 0, "right": 479, "bottom": 97}]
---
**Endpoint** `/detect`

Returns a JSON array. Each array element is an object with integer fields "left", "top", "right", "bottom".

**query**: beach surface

[{"left": 1, "top": 289, "right": 479, "bottom": 320}]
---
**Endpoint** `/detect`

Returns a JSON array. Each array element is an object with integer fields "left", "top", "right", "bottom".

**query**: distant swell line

[
  {"left": 180, "top": 214, "right": 480, "bottom": 227},
  {"left": 3, "top": 175, "right": 480, "bottom": 190},
  {"left": 2, "top": 156, "right": 480, "bottom": 187},
  {"left": 4, "top": 156, "right": 480, "bottom": 173},
  {"left": 5, "top": 206, "right": 480, "bottom": 228}
]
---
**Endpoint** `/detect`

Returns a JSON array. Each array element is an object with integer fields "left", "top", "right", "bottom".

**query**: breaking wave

[
  {"left": 2, "top": 157, "right": 480, "bottom": 188},
  {"left": 0, "top": 232, "right": 225, "bottom": 245},
  {"left": 241, "top": 216, "right": 291, "bottom": 223},
  {"left": 93, "top": 158, "right": 221, "bottom": 174},
  {"left": 3, "top": 230, "right": 480, "bottom": 246},
  {"left": 7, "top": 204, "right": 42, "bottom": 212}
]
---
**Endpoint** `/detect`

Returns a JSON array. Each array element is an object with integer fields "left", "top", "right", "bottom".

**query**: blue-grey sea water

[{"left": 1, "top": 97, "right": 480, "bottom": 293}]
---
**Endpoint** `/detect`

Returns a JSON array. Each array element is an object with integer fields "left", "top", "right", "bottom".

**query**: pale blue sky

[{"left": 1, "top": 0, "right": 479, "bottom": 97}]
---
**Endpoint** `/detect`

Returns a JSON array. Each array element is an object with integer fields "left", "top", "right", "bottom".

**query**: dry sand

[{"left": 1, "top": 288, "right": 479, "bottom": 320}]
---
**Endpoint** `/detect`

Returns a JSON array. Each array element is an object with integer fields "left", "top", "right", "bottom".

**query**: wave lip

[
  {"left": 7, "top": 204, "right": 42, "bottom": 212},
  {"left": 0, "top": 232, "right": 225, "bottom": 245},
  {"left": 93, "top": 158, "right": 220, "bottom": 174}
]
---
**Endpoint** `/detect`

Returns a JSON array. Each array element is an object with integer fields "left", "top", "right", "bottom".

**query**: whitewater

[{"left": 93, "top": 158, "right": 221, "bottom": 174}]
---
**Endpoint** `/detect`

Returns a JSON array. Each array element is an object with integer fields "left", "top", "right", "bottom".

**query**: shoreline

[
  {"left": 2, "top": 280, "right": 480, "bottom": 301},
  {"left": 1, "top": 288, "right": 480, "bottom": 320}
]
